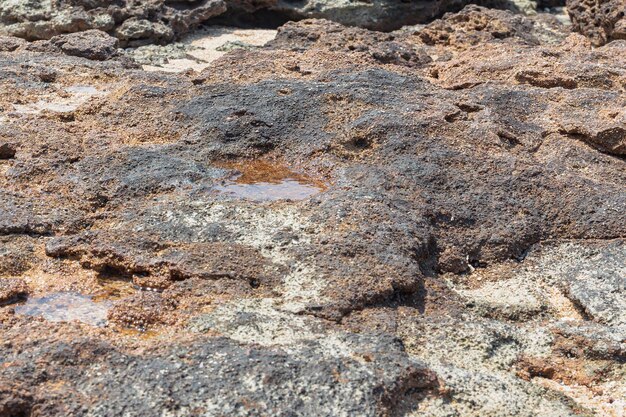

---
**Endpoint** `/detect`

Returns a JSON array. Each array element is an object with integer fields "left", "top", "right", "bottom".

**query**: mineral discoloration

[
  {"left": 0, "top": 325, "right": 438, "bottom": 416},
  {"left": 0, "top": 2, "right": 625, "bottom": 416},
  {"left": 108, "top": 290, "right": 178, "bottom": 329}
]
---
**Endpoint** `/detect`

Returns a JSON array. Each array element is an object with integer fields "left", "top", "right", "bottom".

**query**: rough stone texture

[
  {"left": 460, "top": 239, "right": 626, "bottom": 326},
  {"left": 48, "top": 29, "right": 119, "bottom": 60},
  {"left": 108, "top": 291, "right": 178, "bottom": 328},
  {"left": 0, "top": 34, "right": 27, "bottom": 51},
  {"left": 0, "top": 278, "right": 29, "bottom": 305},
  {"left": 397, "top": 312, "right": 625, "bottom": 417},
  {"left": 268, "top": 0, "right": 487, "bottom": 31},
  {"left": 414, "top": 3, "right": 569, "bottom": 46},
  {"left": 0, "top": 5, "right": 625, "bottom": 416},
  {"left": 0, "top": 0, "right": 562, "bottom": 46},
  {"left": 268, "top": 19, "right": 434, "bottom": 68},
  {"left": 567, "top": 0, "right": 626, "bottom": 45},
  {"left": 0, "top": 320, "right": 437, "bottom": 416},
  {"left": 226, "top": 0, "right": 554, "bottom": 31},
  {"left": 46, "top": 231, "right": 285, "bottom": 292},
  {"left": 0, "top": 236, "right": 36, "bottom": 277},
  {"left": 0, "top": 0, "right": 228, "bottom": 45}
]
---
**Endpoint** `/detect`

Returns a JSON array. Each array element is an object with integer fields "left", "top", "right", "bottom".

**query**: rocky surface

[
  {"left": 0, "top": 2, "right": 625, "bottom": 417},
  {"left": 567, "top": 0, "right": 626, "bottom": 45},
  {"left": 0, "top": 0, "right": 564, "bottom": 46},
  {"left": 233, "top": 0, "right": 542, "bottom": 31},
  {"left": 128, "top": 26, "right": 278, "bottom": 72},
  {"left": 0, "top": 0, "right": 227, "bottom": 45}
]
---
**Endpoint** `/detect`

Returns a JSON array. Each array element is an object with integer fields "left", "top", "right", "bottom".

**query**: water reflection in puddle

[
  {"left": 114, "top": 327, "right": 160, "bottom": 339},
  {"left": 15, "top": 292, "right": 111, "bottom": 327},
  {"left": 214, "top": 161, "right": 324, "bottom": 202},
  {"left": 93, "top": 277, "right": 135, "bottom": 302}
]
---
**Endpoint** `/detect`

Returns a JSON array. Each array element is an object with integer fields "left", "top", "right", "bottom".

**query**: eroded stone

[{"left": 0, "top": 4, "right": 624, "bottom": 416}]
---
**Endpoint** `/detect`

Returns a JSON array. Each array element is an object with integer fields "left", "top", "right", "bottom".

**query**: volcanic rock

[
  {"left": 48, "top": 29, "right": 119, "bottom": 60},
  {"left": 567, "top": 0, "right": 626, "bottom": 45},
  {"left": 0, "top": 4, "right": 624, "bottom": 416},
  {"left": 0, "top": 0, "right": 558, "bottom": 46},
  {"left": 0, "top": 0, "right": 228, "bottom": 45},
  {"left": 0, "top": 278, "right": 29, "bottom": 305},
  {"left": 0, "top": 326, "right": 437, "bottom": 416}
]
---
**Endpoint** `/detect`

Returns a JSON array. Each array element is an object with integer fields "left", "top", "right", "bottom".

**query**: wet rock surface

[{"left": 0, "top": 2, "right": 625, "bottom": 416}]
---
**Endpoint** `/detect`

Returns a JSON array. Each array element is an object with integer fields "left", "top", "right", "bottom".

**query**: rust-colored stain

[{"left": 214, "top": 160, "right": 326, "bottom": 201}]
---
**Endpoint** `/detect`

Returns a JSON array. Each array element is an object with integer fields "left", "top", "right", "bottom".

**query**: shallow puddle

[
  {"left": 215, "top": 179, "right": 322, "bottom": 201},
  {"left": 92, "top": 277, "right": 135, "bottom": 302},
  {"left": 15, "top": 292, "right": 111, "bottom": 327},
  {"left": 214, "top": 161, "right": 324, "bottom": 202},
  {"left": 114, "top": 327, "right": 160, "bottom": 340}
]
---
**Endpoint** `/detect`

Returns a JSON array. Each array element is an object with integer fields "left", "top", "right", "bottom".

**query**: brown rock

[
  {"left": 49, "top": 29, "right": 119, "bottom": 61},
  {"left": 0, "top": 35, "right": 27, "bottom": 52},
  {"left": 269, "top": 19, "right": 432, "bottom": 68},
  {"left": 0, "top": 278, "right": 29, "bottom": 305},
  {"left": 108, "top": 291, "right": 178, "bottom": 329},
  {"left": 567, "top": 0, "right": 626, "bottom": 45},
  {"left": 416, "top": 5, "right": 568, "bottom": 47}
]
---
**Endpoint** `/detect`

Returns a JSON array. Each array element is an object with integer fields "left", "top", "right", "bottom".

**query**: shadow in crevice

[
  {"left": 202, "top": 0, "right": 567, "bottom": 33},
  {"left": 204, "top": 9, "right": 292, "bottom": 30}
]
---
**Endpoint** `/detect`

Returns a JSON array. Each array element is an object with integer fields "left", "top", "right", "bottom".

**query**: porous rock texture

[
  {"left": 228, "top": 0, "right": 543, "bottom": 31},
  {"left": 567, "top": 0, "right": 626, "bottom": 45},
  {"left": 0, "top": 0, "right": 560, "bottom": 46},
  {"left": 0, "top": 0, "right": 228, "bottom": 45},
  {"left": 0, "top": 3, "right": 625, "bottom": 417}
]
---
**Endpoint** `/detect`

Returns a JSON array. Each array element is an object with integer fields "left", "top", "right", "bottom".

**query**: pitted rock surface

[
  {"left": 567, "top": 0, "right": 626, "bottom": 45},
  {"left": 0, "top": 0, "right": 561, "bottom": 45},
  {"left": 0, "top": 4, "right": 624, "bottom": 417},
  {"left": 0, "top": 325, "right": 437, "bottom": 416},
  {"left": 0, "top": 0, "right": 228, "bottom": 45}
]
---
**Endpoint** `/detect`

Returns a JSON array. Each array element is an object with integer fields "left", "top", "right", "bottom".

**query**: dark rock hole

[
  {"left": 0, "top": 143, "right": 17, "bottom": 160},
  {"left": 204, "top": 9, "right": 292, "bottom": 30}
]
